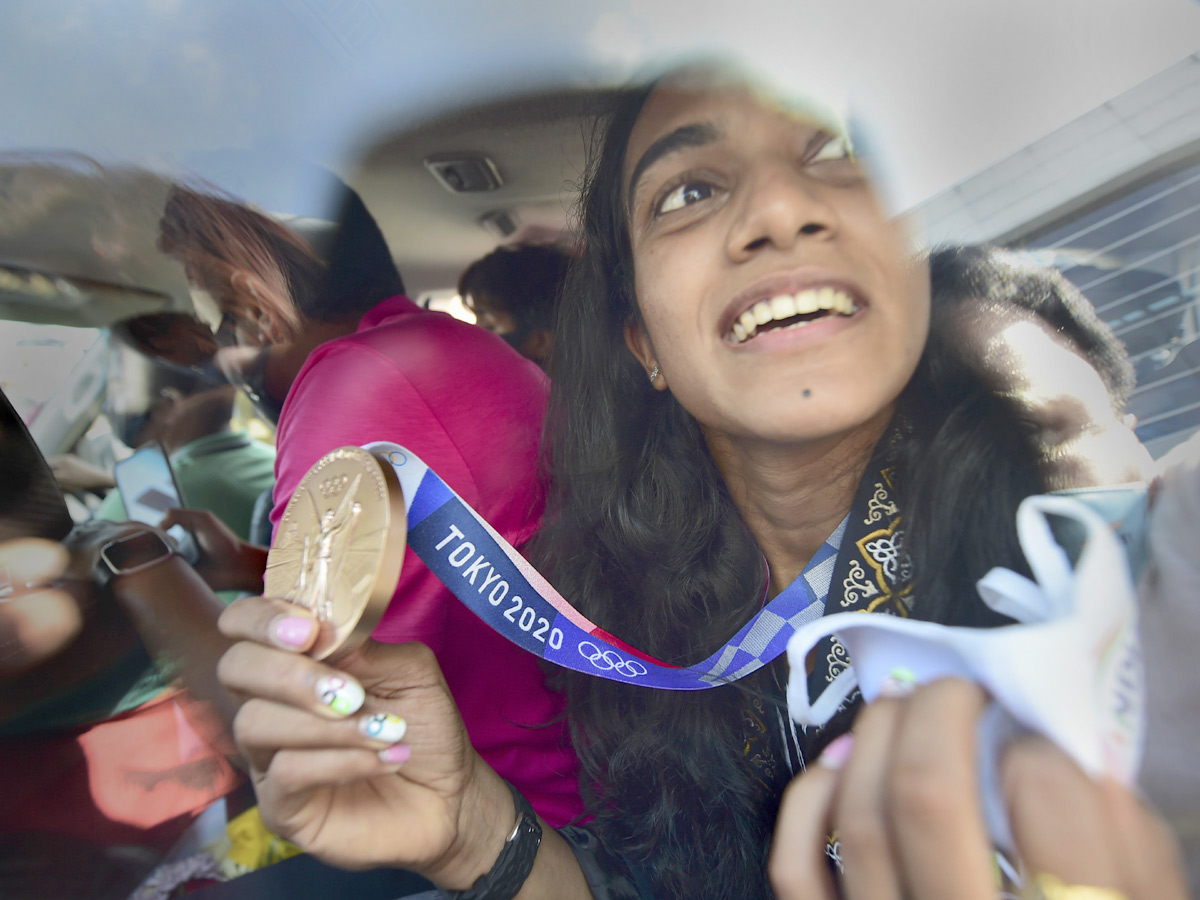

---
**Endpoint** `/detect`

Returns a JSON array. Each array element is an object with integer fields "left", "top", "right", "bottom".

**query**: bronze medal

[{"left": 264, "top": 446, "right": 406, "bottom": 660}]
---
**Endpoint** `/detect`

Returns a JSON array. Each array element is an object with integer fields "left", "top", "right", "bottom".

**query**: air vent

[{"left": 424, "top": 154, "right": 503, "bottom": 193}]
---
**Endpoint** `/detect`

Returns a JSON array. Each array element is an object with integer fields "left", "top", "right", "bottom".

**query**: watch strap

[
  {"left": 440, "top": 780, "right": 542, "bottom": 900},
  {"left": 96, "top": 529, "right": 174, "bottom": 589}
]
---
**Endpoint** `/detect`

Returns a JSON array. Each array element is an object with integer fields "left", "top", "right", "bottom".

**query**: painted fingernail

[
  {"left": 360, "top": 712, "right": 407, "bottom": 744},
  {"left": 315, "top": 674, "right": 364, "bottom": 716},
  {"left": 878, "top": 666, "right": 918, "bottom": 698},
  {"left": 271, "top": 615, "right": 314, "bottom": 649},
  {"left": 818, "top": 733, "right": 856, "bottom": 770},
  {"left": 378, "top": 743, "right": 411, "bottom": 765}
]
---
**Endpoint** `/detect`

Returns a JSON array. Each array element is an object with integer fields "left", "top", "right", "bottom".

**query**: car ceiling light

[
  {"left": 424, "top": 154, "right": 503, "bottom": 193},
  {"left": 478, "top": 210, "right": 518, "bottom": 238}
]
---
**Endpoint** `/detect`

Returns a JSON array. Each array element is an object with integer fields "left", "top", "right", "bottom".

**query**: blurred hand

[
  {"left": 769, "top": 679, "right": 1190, "bottom": 900},
  {"left": 217, "top": 596, "right": 513, "bottom": 886},
  {"left": 160, "top": 507, "right": 266, "bottom": 593},
  {"left": 0, "top": 538, "right": 82, "bottom": 673},
  {"left": 47, "top": 453, "right": 115, "bottom": 493}
]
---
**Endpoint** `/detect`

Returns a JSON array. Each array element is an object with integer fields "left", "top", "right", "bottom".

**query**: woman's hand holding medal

[
  {"left": 215, "top": 447, "right": 526, "bottom": 887},
  {"left": 216, "top": 596, "right": 517, "bottom": 886}
]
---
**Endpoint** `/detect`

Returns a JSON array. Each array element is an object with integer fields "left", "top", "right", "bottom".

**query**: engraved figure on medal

[
  {"left": 264, "top": 446, "right": 407, "bottom": 660},
  {"left": 293, "top": 474, "right": 364, "bottom": 621}
]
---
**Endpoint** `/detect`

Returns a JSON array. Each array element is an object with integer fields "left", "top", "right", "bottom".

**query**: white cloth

[{"left": 785, "top": 493, "right": 1144, "bottom": 850}]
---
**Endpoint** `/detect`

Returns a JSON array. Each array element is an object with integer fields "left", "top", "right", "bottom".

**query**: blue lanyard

[{"left": 370, "top": 442, "right": 844, "bottom": 690}]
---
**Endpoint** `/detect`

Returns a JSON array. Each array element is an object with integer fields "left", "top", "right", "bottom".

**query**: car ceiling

[
  {"left": 351, "top": 85, "right": 622, "bottom": 296},
  {"left": 0, "top": 83, "right": 621, "bottom": 327},
  {"left": 3, "top": 0, "right": 1200, "bottom": 324}
]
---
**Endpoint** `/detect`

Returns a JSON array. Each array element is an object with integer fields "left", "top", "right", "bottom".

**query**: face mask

[
  {"left": 188, "top": 287, "right": 224, "bottom": 335},
  {"left": 219, "top": 348, "right": 284, "bottom": 425}
]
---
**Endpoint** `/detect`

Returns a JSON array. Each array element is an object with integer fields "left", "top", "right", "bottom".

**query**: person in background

[
  {"left": 97, "top": 325, "right": 276, "bottom": 544},
  {"left": 457, "top": 243, "right": 573, "bottom": 368},
  {"left": 1, "top": 328, "right": 274, "bottom": 781},
  {"left": 156, "top": 184, "right": 585, "bottom": 827},
  {"left": 928, "top": 244, "right": 1152, "bottom": 492}
]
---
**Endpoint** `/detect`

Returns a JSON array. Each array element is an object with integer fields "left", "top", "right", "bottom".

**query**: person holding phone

[
  {"left": 96, "top": 327, "right": 276, "bottom": 546},
  {"left": 0, "top": 388, "right": 244, "bottom": 898},
  {"left": 0, "top": 332, "right": 273, "bottom": 893}
]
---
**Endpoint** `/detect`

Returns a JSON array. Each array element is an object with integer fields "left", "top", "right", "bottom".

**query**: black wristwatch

[
  {"left": 95, "top": 529, "right": 174, "bottom": 590},
  {"left": 441, "top": 781, "right": 542, "bottom": 900}
]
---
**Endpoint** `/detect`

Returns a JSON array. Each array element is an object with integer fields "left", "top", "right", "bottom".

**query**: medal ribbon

[{"left": 368, "top": 442, "right": 841, "bottom": 690}]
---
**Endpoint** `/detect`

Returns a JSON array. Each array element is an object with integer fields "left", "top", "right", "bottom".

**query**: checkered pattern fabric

[{"left": 698, "top": 515, "right": 848, "bottom": 685}]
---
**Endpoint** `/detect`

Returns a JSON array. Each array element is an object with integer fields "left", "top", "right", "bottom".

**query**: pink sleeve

[{"left": 271, "top": 342, "right": 476, "bottom": 526}]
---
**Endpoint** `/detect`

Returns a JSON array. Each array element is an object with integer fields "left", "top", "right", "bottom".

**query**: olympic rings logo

[
  {"left": 380, "top": 448, "right": 409, "bottom": 468},
  {"left": 577, "top": 641, "right": 648, "bottom": 679}
]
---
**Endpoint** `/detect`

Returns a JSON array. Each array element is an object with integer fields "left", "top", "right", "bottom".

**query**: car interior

[
  {"left": 0, "top": 77, "right": 630, "bottom": 900},
  {"left": 1, "top": 8, "right": 1198, "bottom": 898}
]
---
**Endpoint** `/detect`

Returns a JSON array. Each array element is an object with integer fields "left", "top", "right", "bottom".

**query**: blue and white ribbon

[{"left": 368, "top": 442, "right": 841, "bottom": 690}]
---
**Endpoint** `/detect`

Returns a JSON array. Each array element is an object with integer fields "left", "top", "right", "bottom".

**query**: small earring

[{"left": 648, "top": 365, "right": 660, "bottom": 385}]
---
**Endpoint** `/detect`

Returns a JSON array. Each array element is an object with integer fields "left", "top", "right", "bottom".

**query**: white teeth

[
  {"left": 739, "top": 310, "right": 757, "bottom": 336},
  {"left": 770, "top": 294, "right": 797, "bottom": 319},
  {"left": 727, "top": 288, "right": 858, "bottom": 343},
  {"left": 795, "top": 289, "right": 820, "bottom": 315}
]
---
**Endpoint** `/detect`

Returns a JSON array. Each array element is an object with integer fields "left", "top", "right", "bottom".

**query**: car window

[{"left": 0, "top": 321, "right": 101, "bottom": 426}]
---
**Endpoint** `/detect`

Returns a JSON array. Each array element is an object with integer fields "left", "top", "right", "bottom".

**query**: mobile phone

[{"left": 112, "top": 441, "right": 199, "bottom": 564}]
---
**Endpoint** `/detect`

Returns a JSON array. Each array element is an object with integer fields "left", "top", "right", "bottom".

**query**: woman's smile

[{"left": 719, "top": 274, "right": 864, "bottom": 345}]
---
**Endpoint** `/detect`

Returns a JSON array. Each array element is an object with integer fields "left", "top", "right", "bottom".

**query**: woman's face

[{"left": 622, "top": 79, "right": 929, "bottom": 450}]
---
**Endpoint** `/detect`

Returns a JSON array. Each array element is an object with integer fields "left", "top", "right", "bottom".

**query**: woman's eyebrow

[{"left": 626, "top": 122, "right": 720, "bottom": 210}]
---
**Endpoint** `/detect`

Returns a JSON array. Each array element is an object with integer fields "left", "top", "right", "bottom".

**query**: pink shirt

[{"left": 272, "top": 296, "right": 582, "bottom": 825}]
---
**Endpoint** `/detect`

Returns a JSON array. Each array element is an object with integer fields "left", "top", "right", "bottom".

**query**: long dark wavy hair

[{"left": 534, "top": 82, "right": 1077, "bottom": 900}]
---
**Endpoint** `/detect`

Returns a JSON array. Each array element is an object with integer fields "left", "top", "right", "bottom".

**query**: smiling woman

[
  {"left": 531, "top": 65, "right": 986, "bottom": 899},
  {"left": 215, "top": 61, "right": 1189, "bottom": 900},
  {"left": 536, "top": 64, "right": 1183, "bottom": 900}
]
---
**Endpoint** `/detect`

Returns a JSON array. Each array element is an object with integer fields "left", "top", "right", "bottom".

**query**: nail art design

[
  {"left": 315, "top": 674, "right": 364, "bottom": 716},
  {"left": 360, "top": 712, "right": 407, "bottom": 744},
  {"left": 877, "top": 666, "right": 918, "bottom": 698}
]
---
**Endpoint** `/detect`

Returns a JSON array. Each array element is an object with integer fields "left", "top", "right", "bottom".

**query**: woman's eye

[
  {"left": 656, "top": 181, "right": 714, "bottom": 216},
  {"left": 809, "top": 134, "right": 853, "bottom": 164}
]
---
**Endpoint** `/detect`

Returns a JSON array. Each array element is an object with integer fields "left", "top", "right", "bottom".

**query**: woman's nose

[{"left": 725, "top": 161, "right": 838, "bottom": 261}]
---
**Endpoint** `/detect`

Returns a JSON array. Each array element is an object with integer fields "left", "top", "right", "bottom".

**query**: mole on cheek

[{"left": 802, "top": 388, "right": 812, "bottom": 398}]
